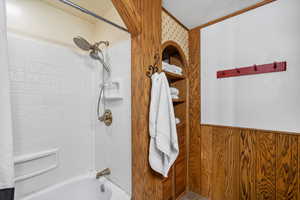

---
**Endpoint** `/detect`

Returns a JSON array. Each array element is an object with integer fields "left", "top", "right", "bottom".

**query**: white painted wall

[
  {"left": 6, "top": 0, "right": 129, "bottom": 47},
  {"left": 201, "top": 0, "right": 300, "bottom": 132},
  {"left": 6, "top": 0, "right": 95, "bottom": 47}
]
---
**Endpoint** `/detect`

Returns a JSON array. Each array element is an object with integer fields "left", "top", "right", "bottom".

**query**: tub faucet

[{"left": 96, "top": 168, "right": 111, "bottom": 179}]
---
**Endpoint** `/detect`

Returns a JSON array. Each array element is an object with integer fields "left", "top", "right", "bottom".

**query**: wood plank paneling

[
  {"left": 198, "top": 125, "right": 300, "bottom": 200},
  {"left": 129, "top": 0, "right": 163, "bottom": 199},
  {"left": 276, "top": 134, "right": 298, "bottom": 200},
  {"left": 211, "top": 127, "right": 226, "bottom": 200},
  {"left": 240, "top": 130, "right": 256, "bottom": 200},
  {"left": 175, "top": 159, "right": 187, "bottom": 198},
  {"left": 211, "top": 126, "right": 239, "bottom": 200},
  {"left": 200, "top": 125, "right": 213, "bottom": 197},
  {"left": 225, "top": 128, "right": 239, "bottom": 200},
  {"left": 256, "top": 131, "right": 276, "bottom": 200},
  {"left": 188, "top": 28, "right": 201, "bottom": 194},
  {"left": 163, "top": 175, "right": 173, "bottom": 200}
]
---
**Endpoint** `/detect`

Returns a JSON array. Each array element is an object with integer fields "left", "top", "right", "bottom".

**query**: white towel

[
  {"left": 149, "top": 72, "right": 179, "bottom": 177},
  {"left": 0, "top": 0, "right": 14, "bottom": 190},
  {"left": 175, "top": 118, "right": 181, "bottom": 125},
  {"left": 171, "top": 94, "right": 179, "bottom": 99},
  {"left": 170, "top": 87, "right": 179, "bottom": 96},
  {"left": 162, "top": 62, "right": 183, "bottom": 75}
]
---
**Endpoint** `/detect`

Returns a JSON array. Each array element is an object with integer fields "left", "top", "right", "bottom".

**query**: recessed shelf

[
  {"left": 164, "top": 71, "right": 185, "bottom": 82},
  {"left": 172, "top": 98, "right": 185, "bottom": 105},
  {"left": 104, "top": 96, "right": 123, "bottom": 101},
  {"left": 176, "top": 122, "right": 185, "bottom": 128}
]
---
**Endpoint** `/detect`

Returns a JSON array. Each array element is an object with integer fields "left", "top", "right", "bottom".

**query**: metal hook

[
  {"left": 253, "top": 64, "right": 257, "bottom": 71},
  {"left": 146, "top": 53, "right": 161, "bottom": 77}
]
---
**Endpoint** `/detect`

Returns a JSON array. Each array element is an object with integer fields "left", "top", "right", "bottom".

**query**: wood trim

[
  {"left": 193, "top": 0, "right": 277, "bottom": 30},
  {"left": 201, "top": 124, "right": 300, "bottom": 136},
  {"left": 129, "top": 0, "right": 163, "bottom": 199},
  {"left": 162, "top": 7, "right": 189, "bottom": 31},
  {"left": 111, "top": 0, "right": 141, "bottom": 36},
  {"left": 162, "top": 40, "right": 188, "bottom": 67},
  {"left": 188, "top": 28, "right": 201, "bottom": 194}
]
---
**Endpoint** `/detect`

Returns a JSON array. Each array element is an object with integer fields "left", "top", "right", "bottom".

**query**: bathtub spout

[{"left": 96, "top": 168, "right": 111, "bottom": 179}]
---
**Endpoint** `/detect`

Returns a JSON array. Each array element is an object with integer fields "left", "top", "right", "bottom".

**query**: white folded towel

[
  {"left": 149, "top": 72, "right": 179, "bottom": 177},
  {"left": 175, "top": 118, "right": 181, "bottom": 125},
  {"left": 162, "top": 62, "right": 183, "bottom": 75},
  {"left": 171, "top": 94, "right": 179, "bottom": 99},
  {"left": 170, "top": 87, "right": 179, "bottom": 96},
  {"left": 0, "top": 0, "right": 14, "bottom": 190}
]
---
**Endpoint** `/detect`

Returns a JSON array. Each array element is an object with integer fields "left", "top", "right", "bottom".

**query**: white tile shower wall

[
  {"left": 201, "top": 0, "right": 300, "bottom": 132},
  {"left": 95, "top": 40, "right": 132, "bottom": 195},
  {"left": 7, "top": 34, "right": 95, "bottom": 198}
]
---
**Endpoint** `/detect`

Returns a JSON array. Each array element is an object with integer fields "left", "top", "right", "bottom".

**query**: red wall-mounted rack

[{"left": 217, "top": 61, "right": 287, "bottom": 79}]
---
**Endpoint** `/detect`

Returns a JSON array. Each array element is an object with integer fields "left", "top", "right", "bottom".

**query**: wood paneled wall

[
  {"left": 200, "top": 124, "right": 300, "bottom": 200},
  {"left": 114, "top": 0, "right": 163, "bottom": 199}
]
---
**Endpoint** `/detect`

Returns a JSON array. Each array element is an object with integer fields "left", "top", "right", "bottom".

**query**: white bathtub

[{"left": 21, "top": 174, "right": 131, "bottom": 200}]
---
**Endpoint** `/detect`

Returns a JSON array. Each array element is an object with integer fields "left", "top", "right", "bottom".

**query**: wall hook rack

[
  {"left": 146, "top": 53, "right": 161, "bottom": 77},
  {"left": 217, "top": 61, "right": 287, "bottom": 79}
]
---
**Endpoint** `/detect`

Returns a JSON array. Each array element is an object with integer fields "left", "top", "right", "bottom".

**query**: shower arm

[{"left": 93, "top": 41, "right": 109, "bottom": 51}]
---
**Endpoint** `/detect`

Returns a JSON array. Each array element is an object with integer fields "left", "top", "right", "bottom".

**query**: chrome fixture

[
  {"left": 73, "top": 36, "right": 113, "bottom": 126},
  {"left": 99, "top": 109, "right": 112, "bottom": 126},
  {"left": 96, "top": 168, "right": 111, "bottom": 179},
  {"left": 73, "top": 36, "right": 111, "bottom": 73},
  {"left": 58, "top": 0, "right": 129, "bottom": 33}
]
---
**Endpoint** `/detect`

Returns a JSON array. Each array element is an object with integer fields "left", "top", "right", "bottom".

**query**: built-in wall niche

[
  {"left": 161, "top": 41, "right": 189, "bottom": 200},
  {"left": 162, "top": 42, "right": 187, "bottom": 76}
]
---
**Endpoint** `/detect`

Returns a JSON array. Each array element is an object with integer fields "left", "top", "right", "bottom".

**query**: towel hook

[
  {"left": 146, "top": 53, "right": 161, "bottom": 77},
  {"left": 273, "top": 62, "right": 277, "bottom": 69},
  {"left": 253, "top": 64, "right": 257, "bottom": 71}
]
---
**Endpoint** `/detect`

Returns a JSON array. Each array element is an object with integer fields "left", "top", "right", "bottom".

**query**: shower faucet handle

[{"left": 99, "top": 109, "right": 112, "bottom": 126}]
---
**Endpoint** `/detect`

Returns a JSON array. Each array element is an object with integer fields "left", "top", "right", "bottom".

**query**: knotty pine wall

[{"left": 201, "top": 124, "right": 300, "bottom": 200}]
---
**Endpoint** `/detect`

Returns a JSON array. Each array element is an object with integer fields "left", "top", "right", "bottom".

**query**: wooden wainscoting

[{"left": 200, "top": 124, "right": 300, "bottom": 200}]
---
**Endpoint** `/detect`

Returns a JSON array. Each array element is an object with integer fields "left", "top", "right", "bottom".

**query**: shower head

[
  {"left": 73, "top": 36, "right": 92, "bottom": 51},
  {"left": 73, "top": 36, "right": 111, "bottom": 73}
]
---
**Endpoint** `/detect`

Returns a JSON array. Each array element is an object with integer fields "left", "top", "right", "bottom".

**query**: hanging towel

[
  {"left": 149, "top": 72, "right": 179, "bottom": 177},
  {"left": 0, "top": 1, "right": 15, "bottom": 199}
]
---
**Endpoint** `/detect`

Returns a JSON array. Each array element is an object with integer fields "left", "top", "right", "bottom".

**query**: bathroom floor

[{"left": 180, "top": 192, "right": 208, "bottom": 200}]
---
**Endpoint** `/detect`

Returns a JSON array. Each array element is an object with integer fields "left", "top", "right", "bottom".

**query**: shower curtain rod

[{"left": 57, "top": 0, "right": 129, "bottom": 33}]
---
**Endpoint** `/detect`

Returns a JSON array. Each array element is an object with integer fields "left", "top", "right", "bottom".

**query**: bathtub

[{"left": 21, "top": 174, "right": 131, "bottom": 200}]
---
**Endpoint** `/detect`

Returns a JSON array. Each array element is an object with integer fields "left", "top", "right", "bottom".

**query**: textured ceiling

[{"left": 163, "top": 0, "right": 263, "bottom": 29}]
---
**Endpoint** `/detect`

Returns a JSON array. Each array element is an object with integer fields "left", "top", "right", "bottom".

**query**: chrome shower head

[
  {"left": 73, "top": 36, "right": 92, "bottom": 51},
  {"left": 73, "top": 36, "right": 111, "bottom": 73}
]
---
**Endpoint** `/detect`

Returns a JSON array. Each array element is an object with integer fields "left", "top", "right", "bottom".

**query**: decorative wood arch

[
  {"left": 111, "top": 0, "right": 141, "bottom": 36},
  {"left": 162, "top": 40, "right": 188, "bottom": 68}
]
